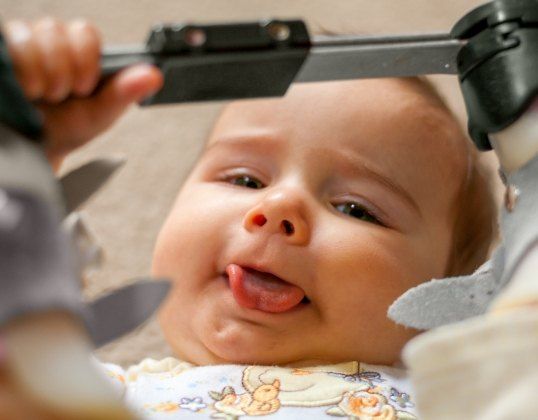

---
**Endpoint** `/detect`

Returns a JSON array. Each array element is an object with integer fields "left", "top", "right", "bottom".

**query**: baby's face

[{"left": 153, "top": 79, "right": 467, "bottom": 366}]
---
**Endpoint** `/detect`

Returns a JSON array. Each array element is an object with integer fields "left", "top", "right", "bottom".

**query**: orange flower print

[
  {"left": 346, "top": 391, "right": 395, "bottom": 419},
  {"left": 144, "top": 402, "right": 179, "bottom": 412},
  {"left": 326, "top": 390, "right": 416, "bottom": 419}
]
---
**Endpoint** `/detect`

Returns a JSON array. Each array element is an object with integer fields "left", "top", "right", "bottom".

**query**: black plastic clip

[
  {"left": 142, "top": 20, "right": 311, "bottom": 105},
  {"left": 451, "top": 0, "right": 538, "bottom": 150}
]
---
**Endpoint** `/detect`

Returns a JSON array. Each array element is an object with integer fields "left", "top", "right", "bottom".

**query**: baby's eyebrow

[
  {"left": 206, "top": 133, "right": 285, "bottom": 152},
  {"left": 330, "top": 148, "right": 421, "bottom": 216}
]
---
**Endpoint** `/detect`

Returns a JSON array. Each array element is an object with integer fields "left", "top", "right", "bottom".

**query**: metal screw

[
  {"left": 184, "top": 28, "right": 207, "bottom": 47},
  {"left": 266, "top": 22, "right": 291, "bottom": 41}
]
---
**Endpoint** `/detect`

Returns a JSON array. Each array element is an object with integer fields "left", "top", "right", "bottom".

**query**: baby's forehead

[
  {"left": 210, "top": 79, "right": 465, "bottom": 159},
  {"left": 216, "top": 79, "right": 445, "bottom": 129}
]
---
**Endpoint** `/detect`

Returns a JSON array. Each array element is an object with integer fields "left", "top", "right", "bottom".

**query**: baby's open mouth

[{"left": 225, "top": 264, "right": 309, "bottom": 313}]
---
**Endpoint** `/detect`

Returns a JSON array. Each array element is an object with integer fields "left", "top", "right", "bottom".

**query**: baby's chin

[
  {"left": 193, "top": 328, "right": 409, "bottom": 367},
  {"left": 165, "top": 312, "right": 410, "bottom": 367},
  {"left": 183, "top": 328, "right": 380, "bottom": 367},
  {"left": 171, "top": 324, "right": 406, "bottom": 367},
  {"left": 178, "top": 321, "right": 322, "bottom": 366},
  {"left": 198, "top": 330, "right": 301, "bottom": 366}
]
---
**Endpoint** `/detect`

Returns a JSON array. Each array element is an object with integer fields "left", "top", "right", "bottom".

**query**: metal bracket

[
  {"left": 451, "top": 0, "right": 538, "bottom": 150},
  {"left": 102, "top": 20, "right": 311, "bottom": 104}
]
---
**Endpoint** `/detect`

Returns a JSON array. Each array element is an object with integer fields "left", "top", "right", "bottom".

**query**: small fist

[
  {"left": 5, "top": 18, "right": 102, "bottom": 103},
  {"left": 4, "top": 18, "right": 163, "bottom": 169}
]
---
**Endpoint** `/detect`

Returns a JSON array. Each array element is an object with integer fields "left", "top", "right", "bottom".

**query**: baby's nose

[{"left": 243, "top": 190, "right": 310, "bottom": 245}]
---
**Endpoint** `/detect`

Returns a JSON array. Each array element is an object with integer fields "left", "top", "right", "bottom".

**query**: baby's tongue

[{"left": 226, "top": 264, "right": 305, "bottom": 313}]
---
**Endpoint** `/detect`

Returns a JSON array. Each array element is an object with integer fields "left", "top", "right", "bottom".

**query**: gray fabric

[
  {"left": 0, "top": 124, "right": 64, "bottom": 216},
  {"left": 389, "top": 153, "right": 538, "bottom": 329},
  {"left": 60, "top": 157, "right": 125, "bottom": 213},
  {"left": 0, "top": 124, "right": 169, "bottom": 347},
  {"left": 87, "top": 279, "right": 170, "bottom": 347},
  {"left": 0, "top": 188, "right": 86, "bottom": 326},
  {"left": 388, "top": 250, "right": 503, "bottom": 329},
  {"left": 63, "top": 212, "right": 103, "bottom": 274},
  {"left": 0, "top": 124, "right": 84, "bottom": 325}
]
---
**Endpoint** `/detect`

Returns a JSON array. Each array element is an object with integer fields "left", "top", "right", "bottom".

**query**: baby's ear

[{"left": 388, "top": 248, "right": 504, "bottom": 330}]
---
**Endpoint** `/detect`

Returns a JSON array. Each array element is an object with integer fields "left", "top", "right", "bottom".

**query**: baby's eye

[
  {"left": 228, "top": 175, "right": 265, "bottom": 189},
  {"left": 334, "top": 202, "right": 380, "bottom": 225}
]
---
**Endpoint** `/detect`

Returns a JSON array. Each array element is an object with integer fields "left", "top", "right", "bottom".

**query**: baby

[
  {"left": 152, "top": 76, "right": 496, "bottom": 370},
  {"left": 1, "top": 18, "right": 496, "bottom": 419}
]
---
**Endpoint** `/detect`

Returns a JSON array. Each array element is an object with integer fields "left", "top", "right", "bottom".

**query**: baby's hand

[{"left": 4, "top": 18, "right": 163, "bottom": 170}]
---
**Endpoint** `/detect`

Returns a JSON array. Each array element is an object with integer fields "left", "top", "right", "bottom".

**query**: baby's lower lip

[{"left": 224, "top": 264, "right": 310, "bottom": 313}]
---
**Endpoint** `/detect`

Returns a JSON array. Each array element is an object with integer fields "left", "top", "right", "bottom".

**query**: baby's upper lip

[{"left": 226, "top": 263, "right": 287, "bottom": 283}]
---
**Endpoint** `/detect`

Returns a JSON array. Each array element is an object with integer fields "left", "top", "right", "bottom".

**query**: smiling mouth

[{"left": 225, "top": 264, "right": 310, "bottom": 313}]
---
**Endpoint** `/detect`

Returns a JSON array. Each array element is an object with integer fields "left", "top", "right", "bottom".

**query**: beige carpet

[{"left": 2, "top": 0, "right": 500, "bottom": 366}]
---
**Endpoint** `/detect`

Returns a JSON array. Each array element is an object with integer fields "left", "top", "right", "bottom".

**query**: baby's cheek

[
  {"left": 152, "top": 185, "right": 237, "bottom": 288},
  {"left": 152, "top": 208, "right": 213, "bottom": 281},
  {"left": 319, "top": 234, "right": 422, "bottom": 308},
  {"left": 152, "top": 218, "right": 192, "bottom": 280}
]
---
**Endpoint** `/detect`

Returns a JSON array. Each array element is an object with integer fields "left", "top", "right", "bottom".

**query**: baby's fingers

[
  {"left": 5, "top": 19, "right": 102, "bottom": 103},
  {"left": 66, "top": 20, "right": 101, "bottom": 97},
  {"left": 40, "top": 63, "right": 163, "bottom": 162},
  {"left": 4, "top": 20, "right": 45, "bottom": 100},
  {"left": 33, "top": 18, "right": 74, "bottom": 103}
]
